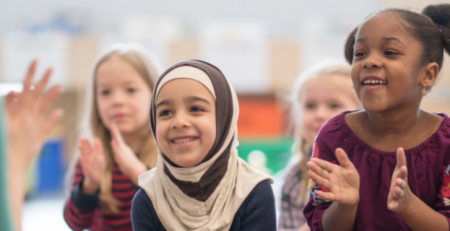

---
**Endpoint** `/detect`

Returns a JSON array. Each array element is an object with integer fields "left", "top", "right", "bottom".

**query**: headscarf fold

[{"left": 139, "top": 60, "right": 272, "bottom": 231}]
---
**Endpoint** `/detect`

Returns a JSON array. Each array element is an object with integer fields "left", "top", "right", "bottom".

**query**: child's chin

[{"left": 173, "top": 157, "right": 202, "bottom": 168}]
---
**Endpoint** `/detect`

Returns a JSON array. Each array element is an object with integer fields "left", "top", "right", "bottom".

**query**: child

[
  {"left": 1, "top": 61, "right": 62, "bottom": 231},
  {"left": 278, "top": 62, "right": 361, "bottom": 231},
  {"left": 63, "top": 44, "right": 161, "bottom": 231},
  {"left": 131, "top": 60, "right": 276, "bottom": 231},
  {"left": 304, "top": 4, "right": 450, "bottom": 231}
]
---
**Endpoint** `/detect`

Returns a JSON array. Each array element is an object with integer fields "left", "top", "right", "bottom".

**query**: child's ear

[{"left": 421, "top": 62, "right": 439, "bottom": 88}]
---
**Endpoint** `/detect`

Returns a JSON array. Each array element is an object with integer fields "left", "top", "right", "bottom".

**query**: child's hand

[
  {"left": 387, "top": 148, "right": 414, "bottom": 213},
  {"left": 307, "top": 148, "right": 360, "bottom": 207},
  {"left": 5, "top": 61, "right": 63, "bottom": 171},
  {"left": 79, "top": 138, "right": 106, "bottom": 195},
  {"left": 110, "top": 124, "right": 147, "bottom": 184}
]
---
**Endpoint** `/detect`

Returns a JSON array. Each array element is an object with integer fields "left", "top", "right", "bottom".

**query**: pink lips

[{"left": 112, "top": 114, "right": 128, "bottom": 122}]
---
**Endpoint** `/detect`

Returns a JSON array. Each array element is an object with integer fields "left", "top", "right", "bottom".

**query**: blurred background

[{"left": 0, "top": 0, "right": 449, "bottom": 230}]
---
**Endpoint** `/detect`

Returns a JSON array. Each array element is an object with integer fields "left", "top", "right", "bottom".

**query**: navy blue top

[{"left": 131, "top": 180, "right": 276, "bottom": 231}]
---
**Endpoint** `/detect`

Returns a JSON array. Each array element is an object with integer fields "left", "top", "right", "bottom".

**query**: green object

[
  {"left": 237, "top": 138, "right": 294, "bottom": 175},
  {"left": 0, "top": 97, "right": 13, "bottom": 231}
]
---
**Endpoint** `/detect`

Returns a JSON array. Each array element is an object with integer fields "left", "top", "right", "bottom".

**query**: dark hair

[{"left": 344, "top": 4, "right": 450, "bottom": 71}]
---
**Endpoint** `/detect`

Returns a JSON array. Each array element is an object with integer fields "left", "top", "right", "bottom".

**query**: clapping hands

[{"left": 307, "top": 148, "right": 360, "bottom": 207}]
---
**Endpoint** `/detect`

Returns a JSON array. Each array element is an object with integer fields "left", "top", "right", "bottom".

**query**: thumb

[
  {"left": 110, "top": 124, "right": 125, "bottom": 145},
  {"left": 335, "top": 148, "right": 354, "bottom": 170},
  {"left": 396, "top": 148, "right": 407, "bottom": 169},
  {"left": 94, "top": 138, "right": 104, "bottom": 157}
]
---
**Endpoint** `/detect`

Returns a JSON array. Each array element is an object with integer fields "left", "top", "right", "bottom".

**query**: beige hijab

[{"left": 139, "top": 60, "right": 272, "bottom": 231}]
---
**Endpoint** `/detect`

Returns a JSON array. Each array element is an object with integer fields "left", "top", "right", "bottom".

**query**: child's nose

[
  {"left": 315, "top": 106, "right": 329, "bottom": 121},
  {"left": 171, "top": 112, "right": 189, "bottom": 129},
  {"left": 111, "top": 91, "right": 126, "bottom": 106},
  {"left": 363, "top": 54, "right": 382, "bottom": 69}
]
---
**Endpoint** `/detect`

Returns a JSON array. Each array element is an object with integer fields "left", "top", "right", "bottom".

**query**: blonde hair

[
  {"left": 73, "top": 43, "right": 161, "bottom": 212},
  {"left": 289, "top": 61, "right": 361, "bottom": 203}
]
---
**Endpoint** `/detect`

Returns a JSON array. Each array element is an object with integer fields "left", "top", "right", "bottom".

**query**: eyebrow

[
  {"left": 355, "top": 37, "right": 406, "bottom": 47},
  {"left": 185, "top": 96, "right": 211, "bottom": 105},
  {"left": 382, "top": 37, "right": 406, "bottom": 47},
  {"left": 155, "top": 100, "right": 173, "bottom": 109}
]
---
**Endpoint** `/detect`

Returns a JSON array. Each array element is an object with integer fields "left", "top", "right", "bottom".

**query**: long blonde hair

[
  {"left": 76, "top": 43, "right": 161, "bottom": 212},
  {"left": 289, "top": 61, "right": 361, "bottom": 203}
]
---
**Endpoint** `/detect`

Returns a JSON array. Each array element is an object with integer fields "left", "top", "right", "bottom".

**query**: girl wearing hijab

[{"left": 131, "top": 60, "right": 276, "bottom": 231}]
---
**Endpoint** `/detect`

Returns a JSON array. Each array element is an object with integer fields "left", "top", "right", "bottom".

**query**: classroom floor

[{"left": 23, "top": 194, "right": 70, "bottom": 231}]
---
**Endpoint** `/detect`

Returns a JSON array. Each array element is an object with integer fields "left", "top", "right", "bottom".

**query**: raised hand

[
  {"left": 79, "top": 138, "right": 106, "bottom": 195},
  {"left": 5, "top": 60, "right": 63, "bottom": 171},
  {"left": 387, "top": 148, "right": 414, "bottom": 213},
  {"left": 110, "top": 124, "right": 147, "bottom": 184},
  {"left": 307, "top": 148, "right": 360, "bottom": 207}
]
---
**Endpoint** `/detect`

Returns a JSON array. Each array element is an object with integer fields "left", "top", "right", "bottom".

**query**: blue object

[{"left": 36, "top": 140, "right": 65, "bottom": 193}]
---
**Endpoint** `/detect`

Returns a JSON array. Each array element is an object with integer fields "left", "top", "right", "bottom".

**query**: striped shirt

[
  {"left": 63, "top": 160, "right": 139, "bottom": 231},
  {"left": 278, "top": 164, "right": 307, "bottom": 231}
]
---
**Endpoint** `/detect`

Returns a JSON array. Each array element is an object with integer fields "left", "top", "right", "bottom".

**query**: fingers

[
  {"left": 396, "top": 148, "right": 407, "bottom": 169},
  {"left": 307, "top": 170, "right": 331, "bottom": 191},
  {"left": 388, "top": 201, "right": 398, "bottom": 210},
  {"left": 309, "top": 157, "right": 335, "bottom": 172},
  {"left": 39, "top": 109, "right": 64, "bottom": 139},
  {"left": 316, "top": 191, "right": 336, "bottom": 201},
  {"left": 32, "top": 68, "right": 53, "bottom": 99},
  {"left": 94, "top": 138, "right": 104, "bottom": 156},
  {"left": 307, "top": 161, "right": 331, "bottom": 181},
  {"left": 38, "top": 85, "right": 61, "bottom": 115},
  {"left": 5, "top": 91, "right": 17, "bottom": 110},
  {"left": 79, "top": 138, "right": 93, "bottom": 156},
  {"left": 336, "top": 148, "right": 355, "bottom": 170},
  {"left": 22, "top": 60, "right": 37, "bottom": 95},
  {"left": 110, "top": 124, "right": 124, "bottom": 145}
]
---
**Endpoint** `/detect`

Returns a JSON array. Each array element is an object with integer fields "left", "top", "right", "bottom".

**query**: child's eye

[
  {"left": 127, "top": 88, "right": 136, "bottom": 93},
  {"left": 384, "top": 51, "right": 398, "bottom": 56},
  {"left": 306, "top": 104, "right": 316, "bottom": 109},
  {"left": 159, "top": 110, "right": 172, "bottom": 117},
  {"left": 101, "top": 90, "right": 110, "bottom": 96},
  {"left": 330, "top": 103, "right": 342, "bottom": 109},
  {"left": 354, "top": 52, "right": 366, "bottom": 57},
  {"left": 191, "top": 106, "right": 204, "bottom": 113}
]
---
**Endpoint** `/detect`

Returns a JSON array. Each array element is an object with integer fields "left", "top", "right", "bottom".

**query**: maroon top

[
  {"left": 304, "top": 111, "right": 450, "bottom": 231},
  {"left": 63, "top": 160, "right": 138, "bottom": 231}
]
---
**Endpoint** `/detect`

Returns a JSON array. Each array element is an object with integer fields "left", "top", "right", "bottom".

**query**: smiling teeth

[
  {"left": 364, "top": 80, "right": 386, "bottom": 84},
  {"left": 173, "top": 138, "right": 195, "bottom": 143}
]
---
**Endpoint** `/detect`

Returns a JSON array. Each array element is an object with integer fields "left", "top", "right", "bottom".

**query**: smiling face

[
  {"left": 352, "top": 12, "right": 427, "bottom": 113},
  {"left": 96, "top": 55, "right": 152, "bottom": 135},
  {"left": 300, "top": 75, "right": 360, "bottom": 146},
  {"left": 155, "top": 78, "right": 216, "bottom": 167}
]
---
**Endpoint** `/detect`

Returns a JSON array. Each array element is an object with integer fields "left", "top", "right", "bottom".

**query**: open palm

[{"left": 307, "top": 148, "right": 360, "bottom": 206}]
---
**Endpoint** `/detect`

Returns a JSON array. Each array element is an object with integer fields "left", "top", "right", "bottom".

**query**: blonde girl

[
  {"left": 278, "top": 62, "right": 361, "bottom": 231},
  {"left": 63, "top": 44, "right": 160, "bottom": 231}
]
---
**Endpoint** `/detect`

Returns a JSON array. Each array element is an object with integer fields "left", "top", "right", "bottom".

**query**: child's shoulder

[{"left": 316, "top": 110, "right": 356, "bottom": 140}]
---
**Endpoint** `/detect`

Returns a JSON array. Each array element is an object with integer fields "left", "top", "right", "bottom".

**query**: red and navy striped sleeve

[
  {"left": 63, "top": 160, "right": 99, "bottom": 230},
  {"left": 63, "top": 159, "right": 139, "bottom": 231}
]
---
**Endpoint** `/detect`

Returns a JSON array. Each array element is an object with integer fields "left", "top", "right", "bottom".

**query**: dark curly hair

[{"left": 344, "top": 4, "right": 450, "bottom": 72}]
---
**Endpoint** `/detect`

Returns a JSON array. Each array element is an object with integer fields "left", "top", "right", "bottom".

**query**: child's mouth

[
  {"left": 361, "top": 80, "right": 387, "bottom": 86},
  {"left": 171, "top": 137, "right": 197, "bottom": 144}
]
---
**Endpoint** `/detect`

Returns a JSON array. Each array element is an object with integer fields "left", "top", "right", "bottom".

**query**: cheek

[
  {"left": 200, "top": 117, "right": 216, "bottom": 148},
  {"left": 131, "top": 95, "right": 152, "bottom": 123},
  {"left": 155, "top": 123, "right": 169, "bottom": 149},
  {"left": 301, "top": 113, "right": 314, "bottom": 132},
  {"left": 97, "top": 98, "right": 110, "bottom": 125}
]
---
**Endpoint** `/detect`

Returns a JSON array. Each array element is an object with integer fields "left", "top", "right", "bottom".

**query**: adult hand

[
  {"left": 307, "top": 148, "right": 360, "bottom": 207},
  {"left": 5, "top": 60, "right": 63, "bottom": 171},
  {"left": 4, "top": 60, "right": 62, "bottom": 231},
  {"left": 110, "top": 124, "right": 147, "bottom": 185}
]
